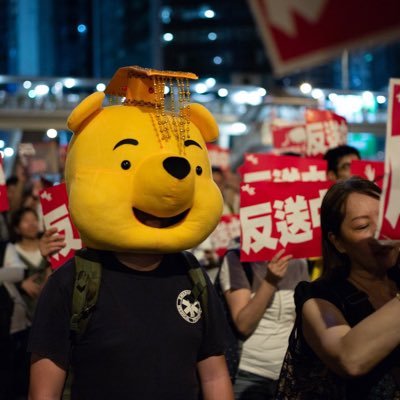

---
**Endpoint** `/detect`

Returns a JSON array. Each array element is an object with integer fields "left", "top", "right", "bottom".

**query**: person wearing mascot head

[{"left": 28, "top": 66, "right": 234, "bottom": 400}]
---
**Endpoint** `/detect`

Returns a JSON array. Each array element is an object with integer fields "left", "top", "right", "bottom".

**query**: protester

[
  {"left": 219, "top": 242, "right": 309, "bottom": 399},
  {"left": 28, "top": 67, "right": 234, "bottom": 400},
  {"left": 276, "top": 177, "right": 400, "bottom": 399},
  {"left": 323, "top": 144, "right": 361, "bottom": 181}
]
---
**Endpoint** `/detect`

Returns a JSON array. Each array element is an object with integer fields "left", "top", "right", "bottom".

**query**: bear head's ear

[
  {"left": 67, "top": 92, "right": 105, "bottom": 134},
  {"left": 188, "top": 103, "right": 219, "bottom": 143}
]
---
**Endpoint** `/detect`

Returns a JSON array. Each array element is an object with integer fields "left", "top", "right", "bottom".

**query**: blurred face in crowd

[
  {"left": 329, "top": 192, "right": 399, "bottom": 275},
  {"left": 333, "top": 153, "right": 360, "bottom": 180},
  {"left": 17, "top": 210, "right": 40, "bottom": 240},
  {"left": 212, "top": 169, "right": 225, "bottom": 191}
]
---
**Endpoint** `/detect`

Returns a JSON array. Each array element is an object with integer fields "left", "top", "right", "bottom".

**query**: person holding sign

[
  {"left": 219, "top": 243, "right": 309, "bottom": 399},
  {"left": 276, "top": 177, "right": 400, "bottom": 399}
]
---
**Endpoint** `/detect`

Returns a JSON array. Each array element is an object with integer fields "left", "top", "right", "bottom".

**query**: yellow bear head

[{"left": 64, "top": 67, "right": 223, "bottom": 253}]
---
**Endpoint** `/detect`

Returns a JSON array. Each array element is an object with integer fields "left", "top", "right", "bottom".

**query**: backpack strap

[
  {"left": 70, "top": 249, "right": 102, "bottom": 340},
  {"left": 181, "top": 251, "right": 208, "bottom": 319}
]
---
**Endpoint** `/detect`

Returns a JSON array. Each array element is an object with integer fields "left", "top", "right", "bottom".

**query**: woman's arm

[
  {"left": 224, "top": 249, "right": 292, "bottom": 337},
  {"left": 302, "top": 295, "right": 400, "bottom": 377},
  {"left": 197, "top": 355, "right": 234, "bottom": 400},
  {"left": 29, "top": 354, "right": 66, "bottom": 400}
]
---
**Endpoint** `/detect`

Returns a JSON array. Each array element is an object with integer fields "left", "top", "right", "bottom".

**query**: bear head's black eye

[
  {"left": 196, "top": 166, "right": 203, "bottom": 176},
  {"left": 121, "top": 160, "right": 131, "bottom": 170}
]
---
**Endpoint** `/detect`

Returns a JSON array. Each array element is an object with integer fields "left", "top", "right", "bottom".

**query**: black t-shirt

[{"left": 28, "top": 252, "right": 227, "bottom": 400}]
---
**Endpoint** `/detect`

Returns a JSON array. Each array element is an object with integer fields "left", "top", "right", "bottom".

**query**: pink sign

[
  {"left": 350, "top": 160, "right": 385, "bottom": 189},
  {"left": 0, "top": 157, "right": 9, "bottom": 212},
  {"left": 39, "top": 183, "right": 82, "bottom": 269},
  {"left": 209, "top": 214, "right": 240, "bottom": 258},
  {"left": 240, "top": 180, "right": 332, "bottom": 261},
  {"left": 206, "top": 144, "right": 230, "bottom": 170},
  {"left": 248, "top": 0, "right": 400, "bottom": 75},
  {"left": 377, "top": 79, "right": 400, "bottom": 240},
  {"left": 239, "top": 153, "right": 328, "bottom": 184}
]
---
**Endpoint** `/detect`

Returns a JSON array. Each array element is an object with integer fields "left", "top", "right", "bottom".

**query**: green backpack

[{"left": 70, "top": 249, "right": 209, "bottom": 340}]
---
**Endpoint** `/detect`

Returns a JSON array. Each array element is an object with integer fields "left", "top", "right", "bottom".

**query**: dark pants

[
  {"left": 234, "top": 369, "right": 278, "bottom": 400},
  {"left": 10, "top": 329, "right": 30, "bottom": 400}
]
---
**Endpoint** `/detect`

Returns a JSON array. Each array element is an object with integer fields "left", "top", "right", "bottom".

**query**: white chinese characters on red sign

[
  {"left": 0, "top": 157, "right": 9, "bottom": 212},
  {"left": 209, "top": 214, "right": 240, "bottom": 258},
  {"left": 238, "top": 153, "right": 328, "bottom": 184},
  {"left": 206, "top": 144, "right": 230, "bottom": 171},
  {"left": 272, "top": 109, "right": 347, "bottom": 158},
  {"left": 377, "top": 79, "right": 400, "bottom": 240},
  {"left": 350, "top": 160, "right": 385, "bottom": 189},
  {"left": 240, "top": 181, "right": 332, "bottom": 261},
  {"left": 40, "top": 183, "right": 82, "bottom": 269}
]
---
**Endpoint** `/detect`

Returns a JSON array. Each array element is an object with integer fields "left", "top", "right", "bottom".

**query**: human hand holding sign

[{"left": 265, "top": 248, "right": 293, "bottom": 286}]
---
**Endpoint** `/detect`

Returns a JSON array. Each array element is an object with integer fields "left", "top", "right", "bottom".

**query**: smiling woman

[{"left": 276, "top": 177, "right": 400, "bottom": 399}]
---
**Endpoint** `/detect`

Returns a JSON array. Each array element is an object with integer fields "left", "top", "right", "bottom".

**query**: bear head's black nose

[{"left": 163, "top": 157, "right": 191, "bottom": 180}]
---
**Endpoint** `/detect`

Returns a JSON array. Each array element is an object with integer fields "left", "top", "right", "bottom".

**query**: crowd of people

[{"left": 1, "top": 143, "right": 399, "bottom": 400}]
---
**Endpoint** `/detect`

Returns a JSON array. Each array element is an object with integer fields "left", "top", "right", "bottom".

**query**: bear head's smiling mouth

[{"left": 133, "top": 208, "right": 190, "bottom": 228}]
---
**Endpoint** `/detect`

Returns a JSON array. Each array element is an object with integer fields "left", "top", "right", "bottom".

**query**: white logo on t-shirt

[{"left": 176, "top": 290, "right": 202, "bottom": 324}]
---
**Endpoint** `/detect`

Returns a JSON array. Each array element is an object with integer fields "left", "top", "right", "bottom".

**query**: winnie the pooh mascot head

[{"left": 64, "top": 66, "right": 223, "bottom": 253}]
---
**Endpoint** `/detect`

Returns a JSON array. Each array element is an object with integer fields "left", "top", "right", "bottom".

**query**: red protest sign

[
  {"left": 39, "top": 183, "right": 82, "bottom": 269},
  {"left": 206, "top": 144, "right": 230, "bottom": 170},
  {"left": 240, "top": 180, "right": 332, "bottom": 261},
  {"left": 350, "top": 160, "right": 385, "bottom": 189},
  {"left": 209, "top": 214, "right": 240, "bottom": 258},
  {"left": 239, "top": 153, "right": 327, "bottom": 183},
  {"left": 377, "top": 79, "right": 400, "bottom": 240},
  {"left": 304, "top": 109, "right": 347, "bottom": 157},
  {"left": 0, "top": 157, "right": 9, "bottom": 212},
  {"left": 248, "top": 0, "right": 400, "bottom": 75},
  {"left": 271, "top": 124, "right": 307, "bottom": 155}
]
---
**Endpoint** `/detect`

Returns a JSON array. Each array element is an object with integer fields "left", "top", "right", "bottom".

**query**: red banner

[
  {"left": 0, "top": 156, "right": 9, "bottom": 212},
  {"left": 350, "top": 160, "right": 385, "bottom": 189},
  {"left": 209, "top": 214, "right": 240, "bottom": 258},
  {"left": 248, "top": 0, "right": 400, "bottom": 75},
  {"left": 377, "top": 79, "right": 400, "bottom": 240},
  {"left": 240, "top": 181, "right": 332, "bottom": 261},
  {"left": 39, "top": 183, "right": 82, "bottom": 269},
  {"left": 206, "top": 144, "right": 230, "bottom": 170},
  {"left": 272, "top": 110, "right": 347, "bottom": 158},
  {"left": 239, "top": 153, "right": 327, "bottom": 183}
]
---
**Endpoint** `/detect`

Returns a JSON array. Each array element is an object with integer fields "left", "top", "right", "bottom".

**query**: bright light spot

[
  {"left": 23, "top": 80, "right": 32, "bottom": 89},
  {"left": 46, "top": 129, "right": 58, "bottom": 139},
  {"left": 194, "top": 83, "right": 208, "bottom": 94},
  {"left": 163, "top": 33, "right": 174, "bottom": 42},
  {"left": 4, "top": 147, "right": 14, "bottom": 157},
  {"left": 377, "top": 95, "right": 386, "bottom": 104},
  {"left": 230, "top": 122, "right": 247, "bottom": 134},
  {"left": 35, "top": 84, "right": 49, "bottom": 96},
  {"left": 213, "top": 56, "right": 222, "bottom": 65},
  {"left": 161, "top": 7, "right": 172, "bottom": 23},
  {"left": 204, "top": 9, "right": 215, "bottom": 18},
  {"left": 77, "top": 24, "right": 87, "bottom": 33},
  {"left": 257, "top": 88, "right": 267, "bottom": 96},
  {"left": 96, "top": 83, "right": 106, "bottom": 92},
  {"left": 362, "top": 91, "right": 375, "bottom": 108},
  {"left": 218, "top": 88, "right": 228, "bottom": 97},
  {"left": 232, "top": 90, "right": 249, "bottom": 104},
  {"left": 247, "top": 91, "right": 263, "bottom": 106},
  {"left": 164, "top": 86, "right": 170, "bottom": 94},
  {"left": 0, "top": 140, "right": 5, "bottom": 148},
  {"left": 328, "top": 93, "right": 338, "bottom": 102},
  {"left": 64, "top": 78, "right": 76, "bottom": 88},
  {"left": 205, "top": 78, "right": 216, "bottom": 88},
  {"left": 28, "top": 90, "right": 36, "bottom": 98},
  {"left": 208, "top": 32, "right": 217, "bottom": 41},
  {"left": 300, "top": 82, "right": 312, "bottom": 94},
  {"left": 54, "top": 81, "right": 63, "bottom": 91},
  {"left": 311, "top": 88, "right": 324, "bottom": 99}
]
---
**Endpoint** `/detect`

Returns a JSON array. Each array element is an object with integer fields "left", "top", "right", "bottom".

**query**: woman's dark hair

[
  {"left": 320, "top": 177, "right": 381, "bottom": 280},
  {"left": 9, "top": 207, "right": 39, "bottom": 243}
]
